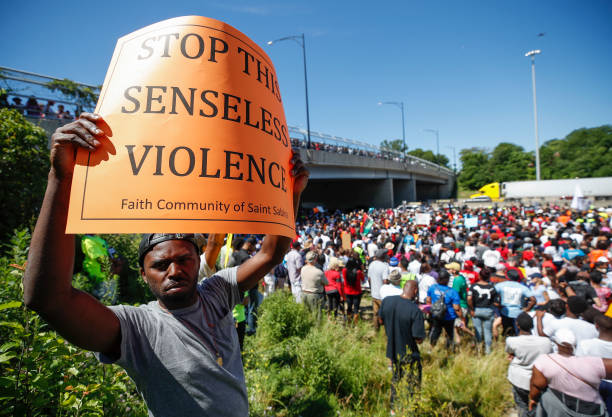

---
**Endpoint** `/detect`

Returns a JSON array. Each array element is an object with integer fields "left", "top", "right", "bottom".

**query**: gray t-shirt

[
  {"left": 97, "top": 267, "right": 246, "bottom": 416},
  {"left": 368, "top": 260, "right": 390, "bottom": 300},
  {"left": 506, "top": 334, "right": 553, "bottom": 390},
  {"left": 285, "top": 249, "right": 304, "bottom": 285}
]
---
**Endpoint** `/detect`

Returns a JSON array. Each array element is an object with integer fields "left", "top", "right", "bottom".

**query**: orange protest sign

[{"left": 66, "top": 16, "right": 295, "bottom": 237}]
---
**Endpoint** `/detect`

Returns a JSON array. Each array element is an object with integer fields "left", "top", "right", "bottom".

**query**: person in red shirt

[
  {"left": 541, "top": 254, "right": 557, "bottom": 273},
  {"left": 461, "top": 260, "right": 479, "bottom": 285},
  {"left": 343, "top": 258, "right": 364, "bottom": 324},
  {"left": 497, "top": 241, "right": 510, "bottom": 260},
  {"left": 522, "top": 243, "right": 535, "bottom": 262},
  {"left": 504, "top": 256, "right": 525, "bottom": 282},
  {"left": 325, "top": 258, "right": 345, "bottom": 318}
]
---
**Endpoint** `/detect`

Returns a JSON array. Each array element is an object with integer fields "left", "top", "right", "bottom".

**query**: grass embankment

[{"left": 244, "top": 292, "right": 513, "bottom": 417}]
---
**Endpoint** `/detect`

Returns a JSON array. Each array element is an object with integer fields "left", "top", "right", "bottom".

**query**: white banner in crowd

[
  {"left": 464, "top": 217, "right": 478, "bottom": 229},
  {"left": 415, "top": 213, "right": 431, "bottom": 226}
]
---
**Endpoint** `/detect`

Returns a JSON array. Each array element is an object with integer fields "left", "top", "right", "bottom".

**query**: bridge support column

[
  {"left": 372, "top": 178, "right": 394, "bottom": 208},
  {"left": 438, "top": 177, "right": 456, "bottom": 199},
  {"left": 393, "top": 178, "right": 417, "bottom": 205}
]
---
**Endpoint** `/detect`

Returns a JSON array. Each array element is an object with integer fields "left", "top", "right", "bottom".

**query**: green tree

[
  {"left": 380, "top": 138, "right": 406, "bottom": 153},
  {"left": 457, "top": 147, "right": 491, "bottom": 190},
  {"left": 407, "top": 148, "right": 450, "bottom": 168},
  {"left": 45, "top": 79, "right": 100, "bottom": 112},
  {"left": 540, "top": 125, "right": 612, "bottom": 179},
  {"left": 0, "top": 108, "right": 49, "bottom": 242},
  {"left": 488, "top": 142, "right": 534, "bottom": 183}
]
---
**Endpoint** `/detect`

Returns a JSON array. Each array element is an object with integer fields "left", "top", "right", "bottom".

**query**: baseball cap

[
  {"left": 138, "top": 233, "right": 200, "bottom": 267},
  {"left": 389, "top": 257, "right": 399, "bottom": 267},
  {"left": 445, "top": 262, "right": 461, "bottom": 272},
  {"left": 375, "top": 249, "right": 388, "bottom": 259},
  {"left": 389, "top": 269, "right": 402, "bottom": 285},
  {"left": 305, "top": 251, "right": 318, "bottom": 262},
  {"left": 596, "top": 256, "right": 609, "bottom": 264},
  {"left": 551, "top": 328, "right": 576, "bottom": 348}
]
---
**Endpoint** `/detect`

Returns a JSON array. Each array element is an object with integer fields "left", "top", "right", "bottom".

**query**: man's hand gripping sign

[{"left": 66, "top": 16, "right": 300, "bottom": 237}]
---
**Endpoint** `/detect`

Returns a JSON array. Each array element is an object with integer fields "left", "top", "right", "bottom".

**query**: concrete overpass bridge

[
  {"left": 0, "top": 67, "right": 455, "bottom": 209},
  {"left": 289, "top": 127, "right": 456, "bottom": 209}
]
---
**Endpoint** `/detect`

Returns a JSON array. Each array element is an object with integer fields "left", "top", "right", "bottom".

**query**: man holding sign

[{"left": 22, "top": 112, "right": 309, "bottom": 416}]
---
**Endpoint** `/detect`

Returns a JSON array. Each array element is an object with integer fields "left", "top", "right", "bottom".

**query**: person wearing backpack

[{"left": 426, "top": 270, "right": 463, "bottom": 348}]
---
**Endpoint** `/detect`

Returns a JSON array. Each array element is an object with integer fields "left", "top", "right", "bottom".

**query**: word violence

[{"left": 125, "top": 145, "right": 288, "bottom": 192}]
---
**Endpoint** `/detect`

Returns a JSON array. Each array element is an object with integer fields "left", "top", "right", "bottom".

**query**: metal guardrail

[
  {"left": 0, "top": 66, "right": 99, "bottom": 115},
  {"left": 288, "top": 126, "right": 454, "bottom": 175}
]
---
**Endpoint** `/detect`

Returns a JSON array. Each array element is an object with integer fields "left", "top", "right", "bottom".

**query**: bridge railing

[
  {"left": 0, "top": 66, "right": 99, "bottom": 119},
  {"left": 288, "top": 126, "right": 453, "bottom": 175},
  {"left": 1, "top": 67, "right": 452, "bottom": 176}
]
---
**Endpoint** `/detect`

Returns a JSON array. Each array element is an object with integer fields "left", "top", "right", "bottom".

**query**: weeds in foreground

[
  {"left": 245, "top": 292, "right": 513, "bottom": 417},
  {"left": 394, "top": 343, "right": 513, "bottom": 416}
]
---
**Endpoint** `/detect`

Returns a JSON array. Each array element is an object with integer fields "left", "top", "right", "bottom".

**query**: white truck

[{"left": 470, "top": 177, "right": 612, "bottom": 201}]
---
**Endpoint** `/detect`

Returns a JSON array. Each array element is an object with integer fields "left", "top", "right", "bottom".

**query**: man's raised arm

[
  {"left": 23, "top": 113, "right": 121, "bottom": 357},
  {"left": 236, "top": 151, "right": 309, "bottom": 292}
]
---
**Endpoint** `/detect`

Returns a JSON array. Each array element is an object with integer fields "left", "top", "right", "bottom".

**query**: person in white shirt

[
  {"left": 576, "top": 311, "right": 612, "bottom": 412},
  {"left": 506, "top": 312, "right": 553, "bottom": 417},
  {"left": 528, "top": 299, "right": 566, "bottom": 337},
  {"left": 368, "top": 249, "right": 390, "bottom": 330},
  {"left": 380, "top": 270, "right": 404, "bottom": 300},
  {"left": 536, "top": 296, "right": 598, "bottom": 345},
  {"left": 576, "top": 314, "right": 612, "bottom": 358},
  {"left": 367, "top": 237, "right": 379, "bottom": 259},
  {"left": 285, "top": 241, "right": 304, "bottom": 303},
  {"left": 417, "top": 263, "right": 437, "bottom": 305},
  {"left": 464, "top": 241, "right": 476, "bottom": 260},
  {"left": 482, "top": 247, "right": 501, "bottom": 269},
  {"left": 439, "top": 245, "right": 455, "bottom": 264},
  {"left": 408, "top": 253, "right": 422, "bottom": 276},
  {"left": 431, "top": 242, "right": 442, "bottom": 259}
]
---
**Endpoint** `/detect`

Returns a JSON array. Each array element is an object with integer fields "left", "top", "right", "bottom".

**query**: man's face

[{"left": 141, "top": 240, "right": 200, "bottom": 309}]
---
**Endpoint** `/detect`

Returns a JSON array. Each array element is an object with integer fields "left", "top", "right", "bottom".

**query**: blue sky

[{"left": 2, "top": 0, "right": 611, "bottom": 166}]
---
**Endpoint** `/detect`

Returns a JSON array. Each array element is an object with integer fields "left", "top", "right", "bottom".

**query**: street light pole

[
  {"left": 268, "top": 33, "right": 312, "bottom": 149},
  {"left": 378, "top": 101, "right": 406, "bottom": 157},
  {"left": 525, "top": 49, "right": 541, "bottom": 181},
  {"left": 447, "top": 145, "right": 456, "bottom": 173}
]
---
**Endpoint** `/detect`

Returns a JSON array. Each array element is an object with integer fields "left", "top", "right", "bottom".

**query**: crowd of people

[
  {"left": 235, "top": 202, "right": 612, "bottom": 416},
  {"left": 289, "top": 136, "right": 431, "bottom": 165},
  {"left": 1, "top": 94, "right": 75, "bottom": 119},
  {"left": 21, "top": 110, "right": 612, "bottom": 416}
]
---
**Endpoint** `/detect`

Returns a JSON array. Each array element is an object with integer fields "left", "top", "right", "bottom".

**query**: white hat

[
  {"left": 551, "top": 328, "right": 576, "bottom": 348},
  {"left": 597, "top": 256, "right": 609, "bottom": 264}
]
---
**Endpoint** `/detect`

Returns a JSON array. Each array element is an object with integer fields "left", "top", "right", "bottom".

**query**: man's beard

[{"left": 149, "top": 279, "right": 198, "bottom": 309}]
